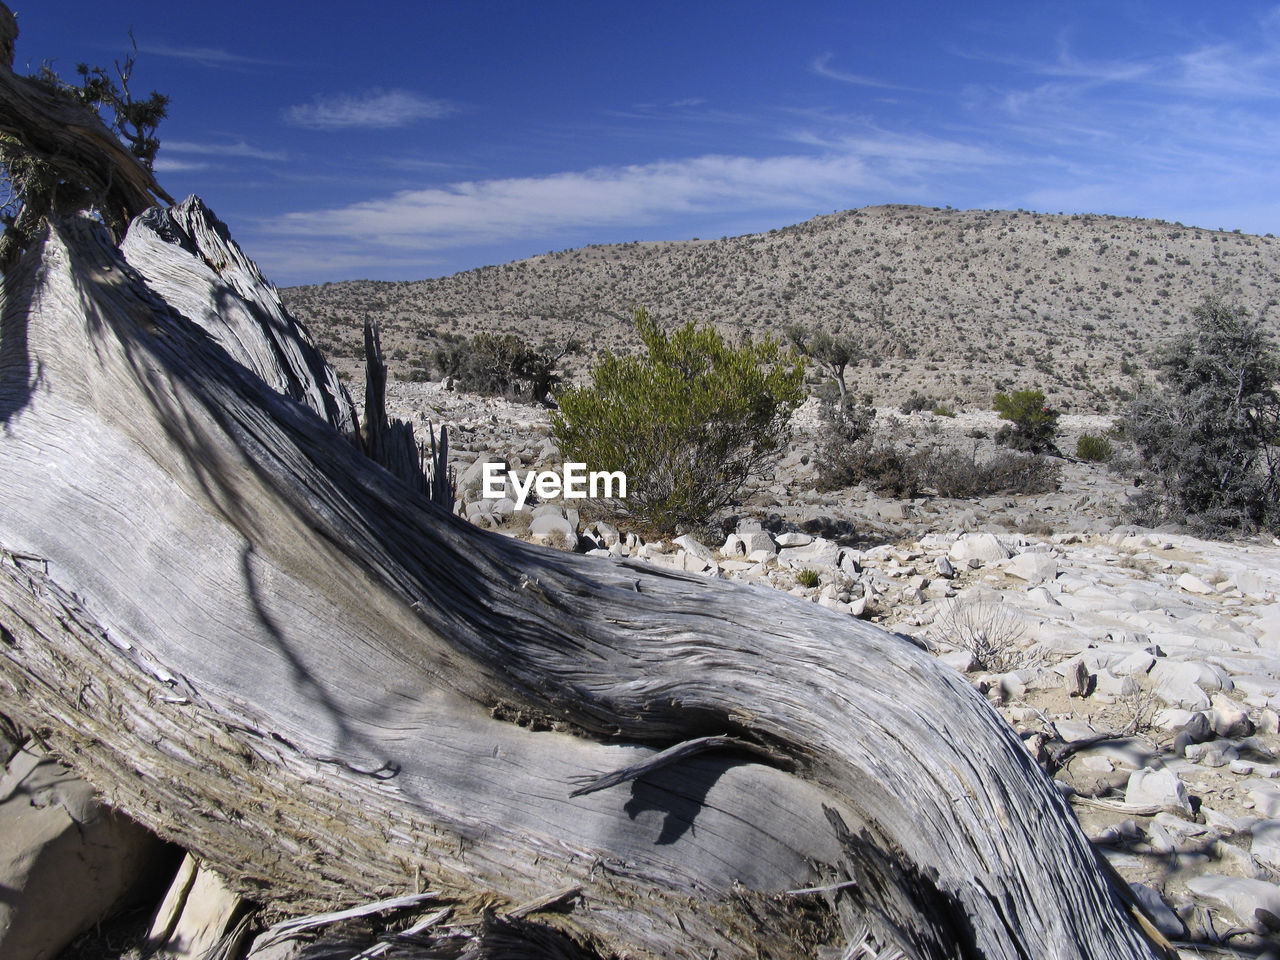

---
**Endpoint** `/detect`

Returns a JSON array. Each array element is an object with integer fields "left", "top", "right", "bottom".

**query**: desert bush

[
  {"left": 1075, "top": 433, "right": 1114, "bottom": 462},
  {"left": 551, "top": 308, "right": 803, "bottom": 533},
  {"left": 932, "top": 404, "right": 956, "bottom": 418},
  {"left": 899, "top": 392, "right": 934, "bottom": 415},
  {"left": 815, "top": 395, "right": 877, "bottom": 489},
  {"left": 435, "top": 332, "right": 577, "bottom": 405},
  {"left": 993, "top": 389, "right": 1060, "bottom": 454},
  {"left": 928, "top": 600, "right": 1027, "bottom": 673},
  {"left": 914, "top": 445, "right": 1061, "bottom": 498},
  {"left": 1122, "top": 295, "right": 1280, "bottom": 533}
]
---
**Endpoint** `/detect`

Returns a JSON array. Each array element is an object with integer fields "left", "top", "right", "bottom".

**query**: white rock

[
  {"left": 1150, "top": 660, "right": 1230, "bottom": 710},
  {"left": 1185, "top": 875, "right": 1280, "bottom": 934},
  {"left": 0, "top": 745, "right": 165, "bottom": 960},
  {"left": 1095, "top": 669, "right": 1140, "bottom": 698},
  {"left": 1176, "top": 572, "right": 1216, "bottom": 595},
  {"left": 1113, "top": 651, "right": 1155, "bottom": 677},
  {"left": 1210, "top": 693, "right": 1254, "bottom": 738},
  {"left": 740, "top": 531, "right": 777, "bottom": 556},
  {"left": 775, "top": 532, "right": 812, "bottom": 547},
  {"left": 1250, "top": 820, "right": 1280, "bottom": 870},
  {"left": 934, "top": 556, "right": 955, "bottom": 579},
  {"left": 673, "top": 534, "right": 716, "bottom": 561},
  {"left": 1006, "top": 552, "right": 1058, "bottom": 584},
  {"left": 949, "top": 533, "right": 1011, "bottom": 564},
  {"left": 1125, "top": 767, "right": 1193, "bottom": 815},
  {"left": 529, "top": 514, "right": 578, "bottom": 550},
  {"left": 1247, "top": 780, "right": 1280, "bottom": 818}
]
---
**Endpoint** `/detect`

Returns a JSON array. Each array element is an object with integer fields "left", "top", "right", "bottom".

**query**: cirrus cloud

[{"left": 284, "top": 89, "right": 456, "bottom": 130}]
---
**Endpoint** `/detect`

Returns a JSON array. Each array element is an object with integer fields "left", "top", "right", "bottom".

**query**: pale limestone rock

[
  {"left": 1176, "top": 572, "right": 1215, "bottom": 595},
  {"left": 673, "top": 534, "right": 716, "bottom": 562},
  {"left": 1094, "top": 669, "right": 1139, "bottom": 698},
  {"left": 1113, "top": 650, "right": 1155, "bottom": 677},
  {"left": 1006, "top": 552, "right": 1059, "bottom": 584},
  {"left": 0, "top": 745, "right": 165, "bottom": 960},
  {"left": 1185, "top": 875, "right": 1280, "bottom": 934},
  {"left": 948, "top": 533, "right": 1010, "bottom": 564},
  {"left": 1210, "top": 693, "right": 1255, "bottom": 738},
  {"left": 774, "top": 531, "right": 812, "bottom": 547},
  {"left": 740, "top": 531, "right": 776, "bottom": 556},
  {"left": 1125, "top": 767, "right": 1193, "bottom": 815},
  {"left": 1251, "top": 820, "right": 1280, "bottom": 870},
  {"left": 529, "top": 514, "right": 578, "bottom": 550}
]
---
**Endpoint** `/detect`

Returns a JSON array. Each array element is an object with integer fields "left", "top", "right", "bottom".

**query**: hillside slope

[{"left": 283, "top": 204, "right": 1280, "bottom": 412}]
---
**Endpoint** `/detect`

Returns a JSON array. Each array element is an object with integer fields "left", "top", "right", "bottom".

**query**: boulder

[
  {"left": 1185, "top": 875, "right": 1280, "bottom": 934},
  {"left": 948, "top": 533, "right": 1010, "bottom": 565},
  {"left": 1175, "top": 572, "right": 1215, "bottom": 595},
  {"left": 0, "top": 745, "right": 167, "bottom": 960},
  {"left": 529, "top": 514, "right": 578, "bottom": 551},
  {"left": 1006, "top": 552, "right": 1058, "bottom": 585},
  {"left": 672, "top": 535, "right": 717, "bottom": 562},
  {"left": 1124, "top": 767, "right": 1193, "bottom": 815}
]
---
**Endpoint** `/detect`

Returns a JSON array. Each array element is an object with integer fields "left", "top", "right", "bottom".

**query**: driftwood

[{"left": 0, "top": 202, "right": 1168, "bottom": 960}]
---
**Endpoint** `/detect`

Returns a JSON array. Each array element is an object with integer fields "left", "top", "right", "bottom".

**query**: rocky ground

[{"left": 383, "top": 378, "right": 1280, "bottom": 954}]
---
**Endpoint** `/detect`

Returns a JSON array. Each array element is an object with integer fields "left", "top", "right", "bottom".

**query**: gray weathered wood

[{"left": 0, "top": 208, "right": 1166, "bottom": 959}]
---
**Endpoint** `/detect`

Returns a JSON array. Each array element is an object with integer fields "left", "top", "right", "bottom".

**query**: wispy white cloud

[
  {"left": 138, "top": 42, "right": 288, "bottom": 69},
  {"left": 162, "top": 140, "right": 286, "bottom": 161},
  {"left": 811, "top": 53, "right": 924, "bottom": 92},
  {"left": 264, "top": 134, "right": 1006, "bottom": 254},
  {"left": 153, "top": 158, "right": 209, "bottom": 172},
  {"left": 284, "top": 89, "right": 455, "bottom": 130}
]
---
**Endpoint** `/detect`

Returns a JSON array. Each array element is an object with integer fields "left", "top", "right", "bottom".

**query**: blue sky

[{"left": 12, "top": 2, "right": 1280, "bottom": 285}]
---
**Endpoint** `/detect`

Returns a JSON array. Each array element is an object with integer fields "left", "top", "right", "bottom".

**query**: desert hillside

[{"left": 283, "top": 204, "right": 1280, "bottom": 413}]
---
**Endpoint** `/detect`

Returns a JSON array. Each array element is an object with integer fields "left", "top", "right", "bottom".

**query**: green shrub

[
  {"left": 993, "top": 389, "right": 1060, "bottom": 454},
  {"left": 1122, "top": 295, "right": 1280, "bottom": 533},
  {"left": 1076, "top": 433, "right": 1114, "bottom": 462},
  {"left": 932, "top": 404, "right": 956, "bottom": 417},
  {"left": 795, "top": 569, "right": 821, "bottom": 588},
  {"left": 551, "top": 309, "right": 803, "bottom": 533}
]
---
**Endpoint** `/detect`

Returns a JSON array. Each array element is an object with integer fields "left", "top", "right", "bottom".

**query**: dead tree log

[{"left": 0, "top": 206, "right": 1167, "bottom": 960}]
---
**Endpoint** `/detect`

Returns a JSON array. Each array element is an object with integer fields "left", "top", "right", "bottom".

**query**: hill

[{"left": 282, "top": 204, "right": 1280, "bottom": 413}]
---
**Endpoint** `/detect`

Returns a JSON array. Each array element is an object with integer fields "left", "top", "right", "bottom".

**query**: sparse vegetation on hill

[{"left": 283, "top": 204, "right": 1280, "bottom": 414}]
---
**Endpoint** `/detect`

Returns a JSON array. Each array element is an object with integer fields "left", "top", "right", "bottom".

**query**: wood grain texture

[{"left": 0, "top": 208, "right": 1164, "bottom": 959}]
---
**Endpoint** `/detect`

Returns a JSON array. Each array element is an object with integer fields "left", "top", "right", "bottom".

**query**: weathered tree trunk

[
  {"left": 0, "top": 205, "right": 1165, "bottom": 960},
  {"left": 0, "top": 8, "right": 173, "bottom": 258}
]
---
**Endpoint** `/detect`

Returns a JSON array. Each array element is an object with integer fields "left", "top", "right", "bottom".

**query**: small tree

[
  {"left": 551, "top": 309, "right": 803, "bottom": 532},
  {"left": 1123, "top": 295, "right": 1280, "bottom": 532},
  {"left": 993, "top": 389, "right": 1060, "bottom": 454},
  {"left": 786, "top": 323, "right": 858, "bottom": 401}
]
